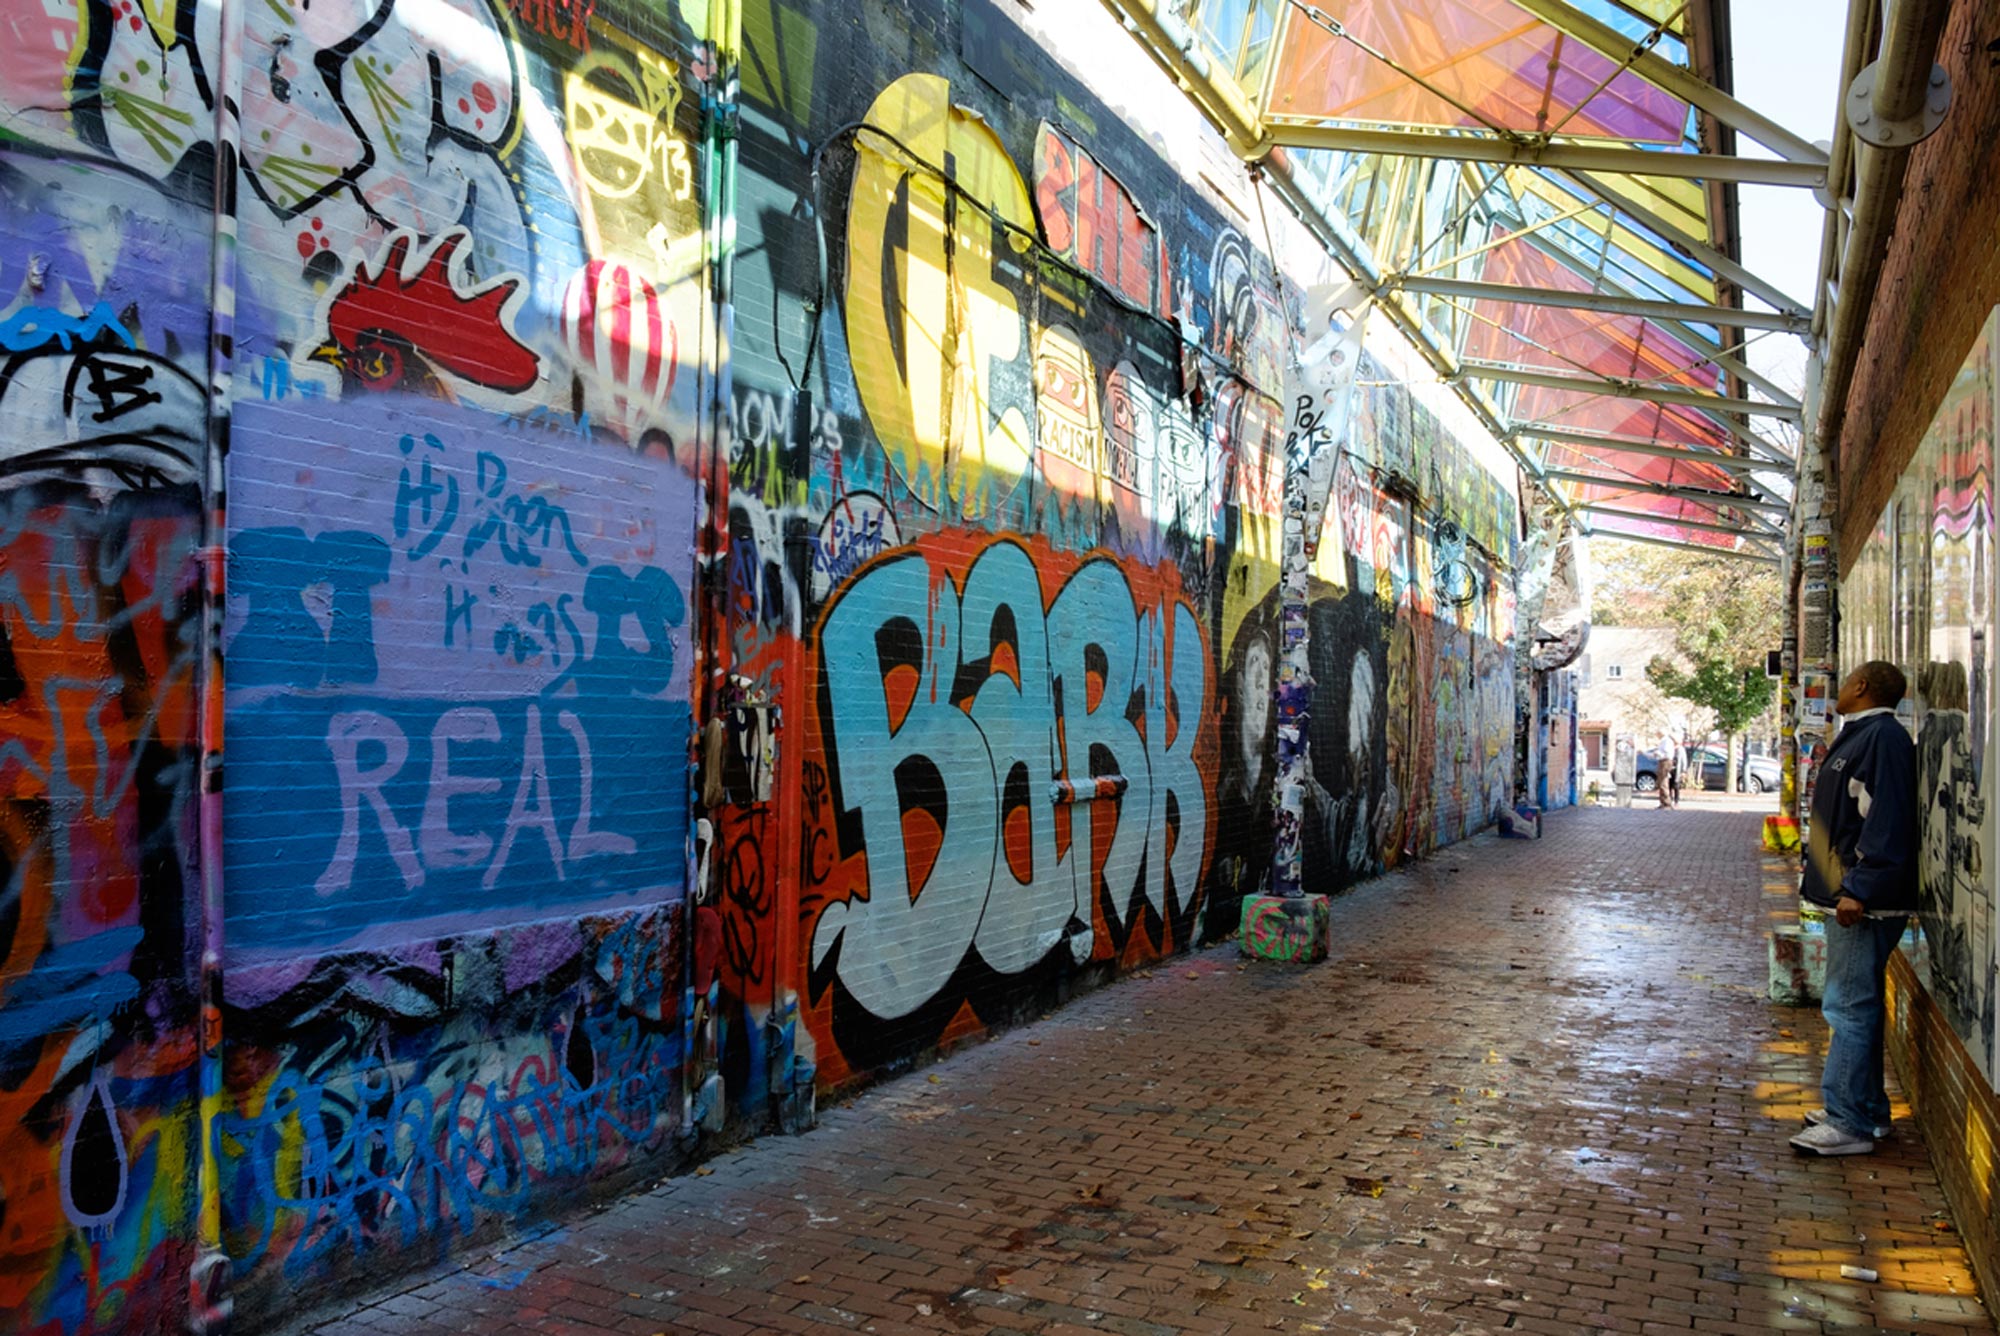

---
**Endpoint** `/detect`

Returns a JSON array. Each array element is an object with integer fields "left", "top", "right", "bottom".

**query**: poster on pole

[{"left": 1286, "top": 280, "right": 1370, "bottom": 559}]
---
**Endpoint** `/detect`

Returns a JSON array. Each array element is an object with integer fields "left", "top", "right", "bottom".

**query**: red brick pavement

[{"left": 303, "top": 797, "right": 1991, "bottom": 1335}]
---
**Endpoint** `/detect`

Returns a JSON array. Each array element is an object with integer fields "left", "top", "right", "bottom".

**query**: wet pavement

[{"left": 306, "top": 794, "right": 1991, "bottom": 1335}]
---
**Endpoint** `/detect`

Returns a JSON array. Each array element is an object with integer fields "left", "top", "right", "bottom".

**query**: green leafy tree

[
  {"left": 1594, "top": 540, "right": 1782, "bottom": 791},
  {"left": 1646, "top": 655, "right": 1777, "bottom": 762}
]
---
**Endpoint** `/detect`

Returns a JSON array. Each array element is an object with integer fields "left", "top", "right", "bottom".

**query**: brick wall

[
  {"left": 718, "top": 0, "right": 1522, "bottom": 1104},
  {"left": 1887, "top": 951, "right": 2000, "bottom": 1304},
  {"left": 1838, "top": 0, "right": 2000, "bottom": 569},
  {"left": 215, "top": 0, "right": 709, "bottom": 1318}
]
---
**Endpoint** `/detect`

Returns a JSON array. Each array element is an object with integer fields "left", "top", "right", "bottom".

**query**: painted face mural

[
  {"left": 1208, "top": 227, "right": 1287, "bottom": 397},
  {"left": 802, "top": 535, "right": 1215, "bottom": 1077}
]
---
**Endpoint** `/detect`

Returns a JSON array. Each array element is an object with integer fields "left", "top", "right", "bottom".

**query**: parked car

[{"left": 1634, "top": 747, "right": 1780, "bottom": 794}]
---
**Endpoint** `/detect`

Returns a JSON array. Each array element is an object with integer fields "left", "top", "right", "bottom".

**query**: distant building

[{"left": 1576, "top": 626, "right": 1714, "bottom": 777}]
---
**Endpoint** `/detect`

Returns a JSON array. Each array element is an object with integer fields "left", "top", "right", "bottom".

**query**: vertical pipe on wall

[
  {"left": 191, "top": 0, "right": 247, "bottom": 1322},
  {"left": 684, "top": 0, "right": 742, "bottom": 1138},
  {"left": 1815, "top": 0, "right": 1951, "bottom": 460}
]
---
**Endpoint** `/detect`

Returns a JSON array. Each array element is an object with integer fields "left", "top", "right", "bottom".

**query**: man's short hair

[{"left": 1854, "top": 659, "right": 1907, "bottom": 706}]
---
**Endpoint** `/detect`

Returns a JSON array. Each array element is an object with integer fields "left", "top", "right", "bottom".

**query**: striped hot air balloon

[{"left": 561, "top": 260, "right": 680, "bottom": 431}]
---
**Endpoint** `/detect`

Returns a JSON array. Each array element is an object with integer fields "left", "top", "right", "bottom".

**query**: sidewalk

[{"left": 307, "top": 801, "right": 1991, "bottom": 1336}]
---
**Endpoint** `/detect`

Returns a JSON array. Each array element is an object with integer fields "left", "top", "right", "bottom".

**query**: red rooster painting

[{"left": 311, "top": 229, "right": 540, "bottom": 398}]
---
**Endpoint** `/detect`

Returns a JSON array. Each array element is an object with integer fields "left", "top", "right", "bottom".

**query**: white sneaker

[
  {"left": 1790, "top": 1121, "right": 1875, "bottom": 1156},
  {"left": 1804, "top": 1107, "right": 1890, "bottom": 1139}
]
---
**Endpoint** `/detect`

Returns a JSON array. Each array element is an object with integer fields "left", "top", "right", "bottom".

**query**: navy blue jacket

[{"left": 1801, "top": 710, "right": 1919, "bottom": 913}]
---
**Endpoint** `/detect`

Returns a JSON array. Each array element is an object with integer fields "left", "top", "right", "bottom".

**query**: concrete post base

[{"left": 1239, "top": 894, "right": 1331, "bottom": 963}]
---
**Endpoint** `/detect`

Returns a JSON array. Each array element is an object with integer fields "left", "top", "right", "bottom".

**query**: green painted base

[{"left": 1238, "top": 894, "right": 1331, "bottom": 964}]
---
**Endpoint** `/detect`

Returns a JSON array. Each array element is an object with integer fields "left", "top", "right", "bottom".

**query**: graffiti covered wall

[
  {"left": 714, "top": 0, "right": 1519, "bottom": 1096},
  {"left": 214, "top": 0, "right": 712, "bottom": 1315},
  {"left": 1540, "top": 670, "right": 1579, "bottom": 811},
  {"left": 0, "top": 0, "right": 1524, "bottom": 1325},
  {"left": 3, "top": 0, "right": 717, "bottom": 1326},
  {"left": 1844, "top": 307, "right": 1999, "bottom": 1082},
  {"left": 0, "top": 21, "right": 218, "bottom": 1332}
]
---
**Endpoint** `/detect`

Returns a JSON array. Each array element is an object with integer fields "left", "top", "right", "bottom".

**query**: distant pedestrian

[
  {"left": 1792, "top": 661, "right": 1918, "bottom": 1157},
  {"left": 1655, "top": 733, "right": 1677, "bottom": 809},
  {"left": 1612, "top": 736, "right": 1636, "bottom": 808},
  {"left": 1670, "top": 736, "right": 1687, "bottom": 805}
]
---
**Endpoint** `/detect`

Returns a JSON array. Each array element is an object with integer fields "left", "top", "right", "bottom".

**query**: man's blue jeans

[{"left": 1821, "top": 914, "right": 1910, "bottom": 1137}]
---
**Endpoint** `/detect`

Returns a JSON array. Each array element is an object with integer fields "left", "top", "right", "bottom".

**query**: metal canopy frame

[
  {"left": 1541, "top": 469, "right": 1787, "bottom": 515},
  {"left": 1576, "top": 502, "right": 1782, "bottom": 540},
  {"left": 1490, "top": 215, "right": 1808, "bottom": 413},
  {"left": 1581, "top": 525, "right": 1782, "bottom": 564},
  {"left": 1561, "top": 169, "right": 1810, "bottom": 319},
  {"left": 1259, "top": 124, "right": 1826, "bottom": 188},
  {"left": 1390, "top": 275, "right": 1807, "bottom": 334},
  {"left": 1100, "top": 0, "right": 1803, "bottom": 555},
  {"left": 1267, "top": 0, "right": 1805, "bottom": 551},
  {"left": 1457, "top": 361, "right": 1801, "bottom": 421},
  {"left": 1514, "top": 424, "right": 1788, "bottom": 474},
  {"left": 1505, "top": 0, "right": 1826, "bottom": 166}
]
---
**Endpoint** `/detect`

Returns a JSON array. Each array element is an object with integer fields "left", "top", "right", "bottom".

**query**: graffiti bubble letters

[
  {"left": 312, "top": 230, "right": 539, "bottom": 397},
  {"left": 845, "top": 74, "right": 1037, "bottom": 506},
  {"left": 811, "top": 540, "right": 1210, "bottom": 1020}
]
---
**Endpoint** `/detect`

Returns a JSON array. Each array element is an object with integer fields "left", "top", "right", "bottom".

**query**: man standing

[{"left": 1792, "top": 661, "right": 1919, "bottom": 1156}]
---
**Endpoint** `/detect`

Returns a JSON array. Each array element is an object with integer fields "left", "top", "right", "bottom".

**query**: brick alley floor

[{"left": 307, "top": 794, "right": 1992, "bottom": 1336}]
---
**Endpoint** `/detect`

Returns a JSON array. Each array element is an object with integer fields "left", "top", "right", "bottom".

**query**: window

[
  {"left": 1605, "top": 664, "right": 1623, "bottom": 679},
  {"left": 1193, "top": 0, "right": 1281, "bottom": 89}
]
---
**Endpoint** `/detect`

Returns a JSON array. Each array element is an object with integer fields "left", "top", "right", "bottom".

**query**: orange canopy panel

[{"left": 1268, "top": 0, "right": 1690, "bottom": 144}]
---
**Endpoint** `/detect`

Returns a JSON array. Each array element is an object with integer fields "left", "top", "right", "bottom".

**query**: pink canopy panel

[
  {"left": 1584, "top": 503, "right": 1744, "bottom": 548},
  {"left": 1469, "top": 236, "right": 1723, "bottom": 394},
  {"left": 1268, "top": 0, "right": 1690, "bottom": 144},
  {"left": 1458, "top": 235, "right": 1747, "bottom": 508}
]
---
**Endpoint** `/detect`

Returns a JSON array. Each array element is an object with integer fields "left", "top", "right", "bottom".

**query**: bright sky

[{"left": 1730, "top": 3, "right": 1845, "bottom": 399}]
